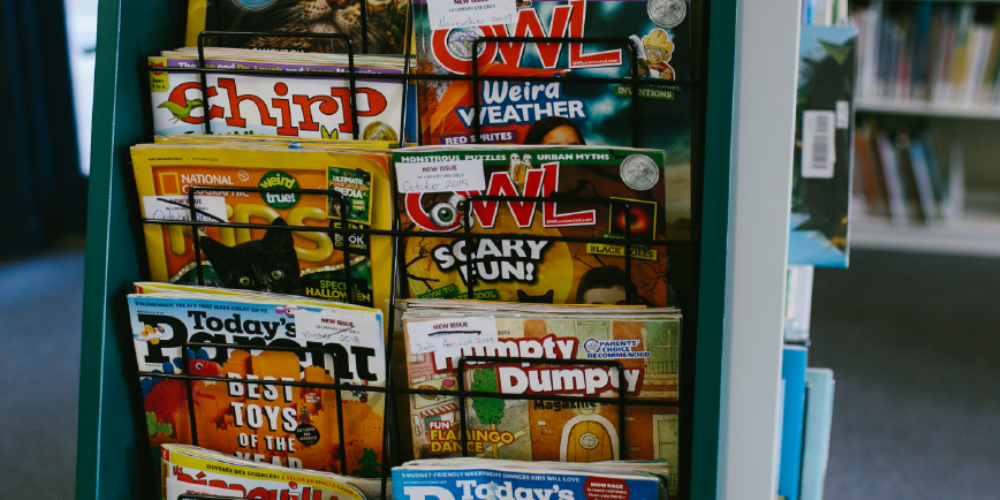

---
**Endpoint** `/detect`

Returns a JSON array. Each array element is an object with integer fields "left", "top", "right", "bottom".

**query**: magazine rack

[{"left": 79, "top": 0, "right": 737, "bottom": 498}]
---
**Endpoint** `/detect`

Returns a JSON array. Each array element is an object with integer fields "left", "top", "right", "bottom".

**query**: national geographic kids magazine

[
  {"left": 399, "top": 302, "right": 680, "bottom": 494},
  {"left": 393, "top": 146, "right": 686, "bottom": 307},
  {"left": 184, "top": 0, "right": 409, "bottom": 55},
  {"left": 131, "top": 289, "right": 387, "bottom": 478},
  {"left": 148, "top": 49, "right": 415, "bottom": 140},
  {"left": 412, "top": 0, "right": 693, "bottom": 149},
  {"left": 130, "top": 143, "right": 393, "bottom": 310},
  {"left": 160, "top": 443, "right": 387, "bottom": 500}
]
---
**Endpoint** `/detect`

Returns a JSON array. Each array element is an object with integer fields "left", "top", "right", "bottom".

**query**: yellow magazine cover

[{"left": 131, "top": 144, "right": 393, "bottom": 317}]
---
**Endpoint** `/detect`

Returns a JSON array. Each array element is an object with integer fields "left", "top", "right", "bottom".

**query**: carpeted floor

[
  {"left": 0, "top": 246, "right": 996, "bottom": 498},
  {"left": 811, "top": 250, "right": 1000, "bottom": 499},
  {"left": 0, "top": 244, "right": 84, "bottom": 499}
]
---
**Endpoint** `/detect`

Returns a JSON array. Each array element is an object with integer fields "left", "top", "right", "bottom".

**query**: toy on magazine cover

[
  {"left": 393, "top": 146, "right": 689, "bottom": 307},
  {"left": 160, "top": 443, "right": 388, "bottom": 500},
  {"left": 412, "top": 0, "right": 693, "bottom": 151},
  {"left": 131, "top": 144, "right": 394, "bottom": 310},
  {"left": 148, "top": 55, "right": 414, "bottom": 140},
  {"left": 130, "top": 290, "right": 387, "bottom": 478}
]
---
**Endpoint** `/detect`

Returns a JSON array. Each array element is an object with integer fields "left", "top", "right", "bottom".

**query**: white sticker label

[
  {"left": 801, "top": 110, "right": 836, "bottom": 179},
  {"left": 143, "top": 195, "right": 228, "bottom": 222},
  {"left": 396, "top": 159, "right": 486, "bottom": 194},
  {"left": 426, "top": 0, "right": 516, "bottom": 31},
  {"left": 295, "top": 309, "right": 381, "bottom": 348},
  {"left": 835, "top": 101, "right": 850, "bottom": 129},
  {"left": 407, "top": 316, "right": 499, "bottom": 354}
]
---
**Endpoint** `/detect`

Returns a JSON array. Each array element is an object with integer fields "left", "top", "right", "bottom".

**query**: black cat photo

[{"left": 200, "top": 217, "right": 302, "bottom": 294}]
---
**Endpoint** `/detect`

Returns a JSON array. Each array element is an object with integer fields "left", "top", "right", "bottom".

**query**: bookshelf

[{"left": 857, "top": 99, "right": 1000, "bottom": 120}]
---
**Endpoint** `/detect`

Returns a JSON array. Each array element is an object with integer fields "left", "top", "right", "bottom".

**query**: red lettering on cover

[
  {"left": 217, "top": 78, "right": 277, "bottom": 128},
  {"left": 293, "top": 95, "right": 340, "bottom": 132},
  {"left": 271, "top": 83, "right": 298, "bottom": 136}
]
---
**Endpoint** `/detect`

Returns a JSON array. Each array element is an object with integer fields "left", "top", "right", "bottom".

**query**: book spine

[
  {"left": 779, "top": 346, "right": 809, "bottom": 500},
  {"left": 799, "top": 369, "right": 836, "bottom": 500}
]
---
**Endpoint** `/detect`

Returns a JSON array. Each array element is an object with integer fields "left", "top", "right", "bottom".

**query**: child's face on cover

[
  {"left": 542, "top": 125, "right": 584, "bottom": 145},
  {"left": 582, "top": 286, "right": 628, "bottom": 305}
]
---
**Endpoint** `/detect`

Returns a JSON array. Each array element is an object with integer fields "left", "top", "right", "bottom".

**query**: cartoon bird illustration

[{"left": 157, "top": 99, "right": 203, "bottom": 122}]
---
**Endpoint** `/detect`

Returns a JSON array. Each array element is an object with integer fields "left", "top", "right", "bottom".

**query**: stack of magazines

[
  {"left": 129, "top": 284, "right": 387, "bottom": 477},
  {"left": 161, "top": 443, "right": 389, "bottom": 500},
  {"left": 148, "top": 47, "right": 415, "bottom": 139},
  {"left": 393, "top": 458, "right": 670, "bottom": 500}
]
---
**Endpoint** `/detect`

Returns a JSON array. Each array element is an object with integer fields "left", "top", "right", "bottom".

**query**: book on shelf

[
  {"left": 854, "top": 1, "right": 1000, "bottom": 107},
  {"left": 784, "top": 264, "right": 814, "bottom": 343},
  {"left": 788, "top": 25, "right": 857, "bottom": 268},
  {"left": 779, "top": 345, "right": 809, "bottom": 500},
  {"left": 853, "top": 119, "right": 950, "bottom": 225},
  {"left": 799, "top": 368, "right": 836, "bottom": 500}
]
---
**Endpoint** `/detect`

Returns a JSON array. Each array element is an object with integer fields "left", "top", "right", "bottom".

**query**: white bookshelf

[
  {"left": 856, "top": 99, "right": 1000, "bottom": 120},
  {"left": 852, "top": 216, "right": 1000, "bottom": 257},
  {"left": 852, "top": 190, "right": 1000, "bottom": 256}
]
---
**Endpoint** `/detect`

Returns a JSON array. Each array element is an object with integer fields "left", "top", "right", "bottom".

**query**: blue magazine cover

[
  {"left": 779, "top": 345, "right": 808, "bottom": 500},
  {"left": 394, "top": 461, "right": 668, "bottom": 500}
]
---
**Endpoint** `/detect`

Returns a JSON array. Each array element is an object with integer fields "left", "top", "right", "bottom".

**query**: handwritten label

[
  {"left": 408, "top": 316, "right": 499, "bottom": 354},
  {"left": 296, "top": 309, "right": 381, "bottom": 348},
  {"left": 142, "top": 195, "right": 228, "bottom": 222},
  {"left": 396, "top": 159, "right": 486, "bottom": 194},
  {"left": 426, "top": 0, "right": 516, "bottom": 31}
]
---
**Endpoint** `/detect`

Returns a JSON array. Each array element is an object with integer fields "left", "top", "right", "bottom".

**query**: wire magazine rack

[{"left": 135, "top": 6, "right": 702, "bottom": 498}]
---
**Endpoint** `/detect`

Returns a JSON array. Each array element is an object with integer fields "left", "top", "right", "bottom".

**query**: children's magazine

[{"left": 131, "top": 288, "right": 387, "bottom": 478}]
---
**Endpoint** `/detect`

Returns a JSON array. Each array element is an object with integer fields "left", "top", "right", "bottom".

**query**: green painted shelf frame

[{"left": 76, "top": 0, "right": 736, "bottom": 497}]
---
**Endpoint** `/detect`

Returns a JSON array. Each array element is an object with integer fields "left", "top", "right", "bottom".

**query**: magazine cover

[
  {"left": 131, "top": 144, "right": 393, "bottom": 311},
  {"left": 789, "top": 25, "right": 857, "bottom": 268},
  {"left": 400, "top": 305, "right": 680, "bottom": 492},
  {"left": 184, "top": 0, "right": 409, "bottom": 55},
  {"left": 393, "top": 456, "right": 668, "bottom": 500},
  {"left": 412, "top": 0, "right": 693, "bottom": 150},
  {"left": 161, "top": 443, "right": 383, "bottom": 500},
  {"left": 131, "top": 292, "right": 387, "bottom": 478},
  {"left": 148, "top": 54, "right": 413, "bottom": 139},
  {"left": 394, "top": 146, "right": 687, "bottom": 307}
]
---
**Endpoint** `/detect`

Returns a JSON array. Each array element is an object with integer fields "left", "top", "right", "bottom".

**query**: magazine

[
  {"left": 412, "top": 0, "right": 693, "bottom": 149},
  {"left": 130, "top": 288, "right": 387, "bottom": 477},
  {"left": 399, "top": 301, "right": 680, "bottom": 493},
  {"left": 393, "top": 146, "right": 686, "bottom": 307},
  {"left": 161, "top": 443, "right": 389, "bottom": 500},
  {"left": 148, "top": 50, "right": 414, "bottom": 140},
  {"left": 788, "top": 26, "right": 857, "bottom": 268},
  {"left": 130, "top": 143, "right": 394, "bottom": 311},
  {"left": 393, "top": 458, "right": 669, "bottom": 500},
  {"left": 184, "top": 0, "right": 409, "bottom": 55}
]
